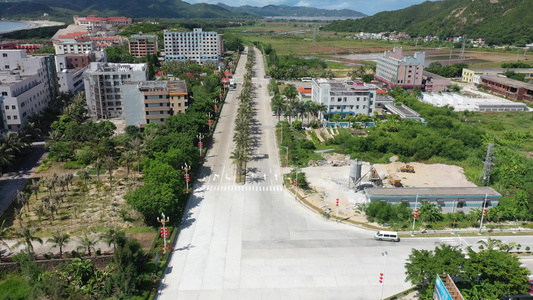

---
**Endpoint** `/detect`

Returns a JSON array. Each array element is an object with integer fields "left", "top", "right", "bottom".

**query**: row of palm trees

[
  {"left": 230, "top": 46, "right": 255, "bottom": 183},
  {"left": 270, "top": 83, "right": 328, "bottom": 125},
  {"left": 0, "top": 219, "right": 125, "bottom": 262}
]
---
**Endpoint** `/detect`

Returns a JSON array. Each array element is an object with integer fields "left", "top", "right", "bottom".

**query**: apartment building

[
  {"left": 164, "top": 28, "right": 223, "bottom": 64},
  {"left": 128, "top": 33, "right": 159, "bottom": 58},
  {"left": 0, "top": 50, "right": 57, "bottom": 132},
  {"left": 461, "top": 68, "right": 533, "bottom": 84},
  {"left": 121, "top": 80, "right": 188, "bottom": 127},
  {"left": 311, "top": 79, "right": 377, "bottom": 121},
  {"left": 375, "top": 47, "right": 425, "bottom": 88},
  {"left": 73, "top": 15, "right": 132, "bottom": 34},
  {"left": 55, "top": 51, "right": 106, "bottom": 94},
  {"left": 53, "top": 31, "right": 97, "bottom": 55},
  {"left": 84, "top": 62, "right": 147, "bottom": 119}
]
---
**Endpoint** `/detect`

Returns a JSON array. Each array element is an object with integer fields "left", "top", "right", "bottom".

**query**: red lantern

[
  {"left": 414, "top": 210, "right": 418, "bottom": 219},
  {"left": 483, "top": 208, "right": 488, "bottom": 217},
  {"left": 294, "top": 179, "right": 297, "bottom": 186},
  {"left": 379, "top": 273, "right": 384, "bottom": 283},
  {"left": 160, "top": 228, "right": 164, "bottom": 237},
  {"left": 164, "top": 228, "right": 169, "bottom": 237},
  {"left": 208, "top": 120, "right": 212, "bottom": 126},
  {"left": 336, "top": 198, "right": 339, "bottom": 207}
]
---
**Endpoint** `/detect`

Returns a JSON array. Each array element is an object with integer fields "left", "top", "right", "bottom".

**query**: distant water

[{"left": 0, "top": 21, "right": 30, "bottom": 33}]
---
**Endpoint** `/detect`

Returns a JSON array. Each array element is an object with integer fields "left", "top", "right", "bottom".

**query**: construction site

[{"left": 300, "top": 154, "right": 495, "bottom": 223}]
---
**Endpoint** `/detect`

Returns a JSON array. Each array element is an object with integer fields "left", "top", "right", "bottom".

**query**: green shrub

[{"left": 64, "top": 161, "right": 85, "bottom": 169}]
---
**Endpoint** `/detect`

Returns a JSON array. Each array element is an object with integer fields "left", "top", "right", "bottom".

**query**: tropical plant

[
  {"left": 13, "top": 226, "right": 43, "bottom": 254},
  {"left": 76, "top": 234, "right": 99, "bottom": 257},
  {"left": 47, "top": 231, "right": 71, "bottom": 258}
]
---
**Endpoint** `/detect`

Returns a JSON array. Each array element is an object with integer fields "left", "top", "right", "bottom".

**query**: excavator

[{"left": 399, "top": 164, "right": 415, "bottom": 173}]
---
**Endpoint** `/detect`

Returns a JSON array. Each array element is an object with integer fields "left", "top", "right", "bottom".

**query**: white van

[{"left": 374, "top": 231, "right": 400, "bottom": 242}]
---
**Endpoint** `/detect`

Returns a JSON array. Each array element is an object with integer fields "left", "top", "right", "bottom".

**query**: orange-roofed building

[{"left": 298, "top": 87, "right": 312, "bottom": 103}]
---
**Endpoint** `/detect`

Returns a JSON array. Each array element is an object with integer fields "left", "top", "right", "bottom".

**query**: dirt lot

[{"left": 300, "top": 154, "right": 476, "bottom": 225}]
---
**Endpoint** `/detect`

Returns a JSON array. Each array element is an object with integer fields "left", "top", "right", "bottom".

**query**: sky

[{"left": 184, "top": 0, "right": 429, "bottom": 16}]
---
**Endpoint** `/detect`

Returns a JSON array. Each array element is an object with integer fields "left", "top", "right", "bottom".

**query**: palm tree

[
  {"left": 128, "top": 137, "right": 144, "bottom": 174},
  {"left": 94, "top": 158, "right": 103, "bottom": 181},
  {"left": 80, "top": 168, "right": 90, "bottom": 185},
  {"left": 100, "top": 227, "right": 125, "bottom": 252},
  {"left": 107, "top": 156, "right": 114, "bottom": 187},
  {"left": 271, "top": 94, "right": 286, "bottom": 120},
  {"left": 15, "top": 190, "right": 29, "bottom": 211},
  {"left": 47, "top": 231, "right": 70, "bottom": 258},
  {"left": 13, "top": 226, "right": 43, "bottom": 254},
  {"left": 76, "top": 234, "right": 99, "bottom": 257},
  {"left": 0, "top": 220, "right": 10, "bottom": 262},
  {"left": 0, "top": 142, "right": 15, "bottom": 176},
  {"left": 477, "top": 238, "right": 502, "bottom": 251},
  {"left": 121, "top": 151, "right": 135, "bottom": 180},
  {"left": 30, "top": 179, "right": 40, "bottom": 202},
  {"left": 230, "top": 148, "right": 250, "bottom": 183}
]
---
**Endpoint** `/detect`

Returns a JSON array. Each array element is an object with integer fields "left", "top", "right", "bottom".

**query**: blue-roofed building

[{"left": 365, "top": 187, "right": 501, "bottom": 213}]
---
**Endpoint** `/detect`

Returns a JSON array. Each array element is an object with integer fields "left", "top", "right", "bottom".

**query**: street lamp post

[
  {"left": 479, "top": 194, "right": 488, "bottom": 234},
  {"left": 157, "top": 213, "right": 170, "bottom": 253},
  {"left": 294, "top": 166, "right": 299, "bottom": 201},
  {"left": 182, "top": 163, "right": 191, "bottom": 193},
  {"left": 379, "top": 251, "right": 388, "bottom": 300},
  {"left": 207, "top": 112, "right": 212, "bottom": 132},
  {"left": 456, "top": 231, "right": 462, "bottom": 247},
  {"left": 197, "top": 133, "right": 204, "bottom": 157},
  {"left": 411, "top": 195, "right": 419, "bottom": 236}
]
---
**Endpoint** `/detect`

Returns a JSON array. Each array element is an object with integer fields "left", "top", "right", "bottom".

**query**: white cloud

[{"left": 295, "top": 1, "right": 311, "bottom": 6}]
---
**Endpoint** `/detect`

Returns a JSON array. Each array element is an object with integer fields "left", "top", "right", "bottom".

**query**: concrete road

[
  {"left": 0, "top": 142, "right": 47, "bottom": 216},
  {"left": 156, "top": 48, "right": 533, "bottom": 299}
]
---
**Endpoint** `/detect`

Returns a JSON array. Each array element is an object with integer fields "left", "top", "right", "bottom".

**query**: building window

[
  {"left": 13, "top": 116, "right": 17, "bottom": 120},
  {"left": 7, "top": 116, "right": 11, "bottom": 120},
  {"left": 2, "top": 54, "right": 6, "bottom": 57},
  {"left": 11, "top": 105, "right": 15, "bottom": 109},
  {"left": 4, "top": 105, "right": 8, "bottom": 110}
]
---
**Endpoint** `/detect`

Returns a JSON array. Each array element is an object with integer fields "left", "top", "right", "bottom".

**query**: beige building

[
  {"left": 128, "top": 33, "right": 159, "bottom": 58},
  {"left": 121, "top": 80, "right": 188, "bottom": 127},
  {"left": 462, "top": 68, "right": 533, "bottom": 83}
]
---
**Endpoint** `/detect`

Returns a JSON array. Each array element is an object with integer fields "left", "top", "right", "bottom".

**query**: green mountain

[
  {"left": 322, "top": 0, "right": 533, "bottom": 45},
  {"left": 0, "top": 0, "right": 242, "bottom": 19},
  {"left": 217, "top": 3, "right": 366, "bottom": 18}
]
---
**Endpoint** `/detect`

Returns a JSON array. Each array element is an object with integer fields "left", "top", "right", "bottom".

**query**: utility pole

[
  {"left": 480, "top": 142, "right": 494, "bottom": 186},
  {"left": 460, "top": 35, "right": 466, "bottom": 59},
  {"left": 516, "top": 49, "right": 520, "bottom": 62},
  {"left": 157, "top": 213, "right": 170, "bottom": 253},
  {"left": 182, "top": 163, "right": 191, "bottom": 193}
]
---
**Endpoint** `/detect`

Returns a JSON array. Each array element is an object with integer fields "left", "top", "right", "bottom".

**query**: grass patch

[{"left": 0, "top": 273, "right": 31, "bottom": 300}]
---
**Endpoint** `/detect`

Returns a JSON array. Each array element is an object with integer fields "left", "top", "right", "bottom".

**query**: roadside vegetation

[
  {"left": 0, "top": 50, "right": 239, "bottom": 299},
  {"left": 406, "top": 240, "right": 531, "bottom": 299}
]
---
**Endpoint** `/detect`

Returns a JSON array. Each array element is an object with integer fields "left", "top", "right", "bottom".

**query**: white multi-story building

[
  {"left": 84, "top": 62, "right": 147, "bottom": 119},
  {"left": 375, "top": 47, "right": 425, "bottom": 88},
  {"left": 311, "top": 79, "right": 377, "bottom": 121},
  {"left": 55, "top": 51, "right": 106, "bottom": 94},
  {"left": 164, "top": 28, "right": 223, "bottom": 64},
  {"left": 0, "top": 50, "right": 56, "bottom": 132}
]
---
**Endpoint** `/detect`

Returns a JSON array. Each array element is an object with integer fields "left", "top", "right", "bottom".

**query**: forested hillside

[
  {"left": 322, "top": 0, "right": 533, "bottom": 45},
  {"left": 0, "top": 0, "right": 242, "bottom": 19},
  {"left": 217, "top": 3, "right": 366, "bottom": 18}
]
